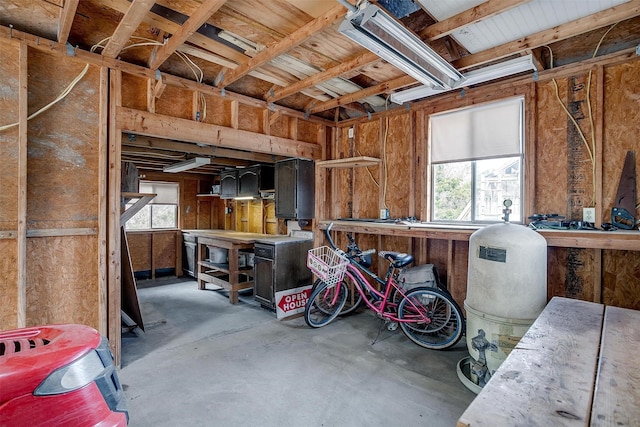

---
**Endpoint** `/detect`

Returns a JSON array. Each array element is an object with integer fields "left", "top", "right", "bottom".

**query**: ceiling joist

[
  {"left": 148, "top": 0, "right": 228, "bottom": 70},
  {"left": 57, "top": 0, "right": 78, "bottom": 45},
  {"left": 102, "top": 0, "right": 156, "bottom": 58},
  {"left": 215, "top": 3, "right": 346, "bottom": 88}
]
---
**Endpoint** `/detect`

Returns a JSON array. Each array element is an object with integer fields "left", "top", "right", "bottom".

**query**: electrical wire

[
  {"left": 0, "top": 63, "right": 90, "bottom": 132},
  {"left": 2, "top": 34, "right": 209, "bottom": 132},
  {"left": 91, "top": 36, "right": 208, "bottom": 121},
  {"left": 546, "top": 23, "right": 618, "bottom": 208}
]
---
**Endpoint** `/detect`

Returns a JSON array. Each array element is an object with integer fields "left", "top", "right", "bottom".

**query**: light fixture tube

[
  {"left": 339, "top": 2, "right": 463, "bottom": 89},
  {"left": 390, "top": 54, "right": 536, "bottom": 104},
  {"left": 163, "top": 157, "right": 210, "bottom": 173}
]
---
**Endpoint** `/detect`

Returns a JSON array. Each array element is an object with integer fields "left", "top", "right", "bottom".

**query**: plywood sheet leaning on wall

[
  {"left": 0, "top": 39, "right": 20, "bottom": 329},
  {"left": 602, "top": 60, "right": 640, "bottom": 309}
]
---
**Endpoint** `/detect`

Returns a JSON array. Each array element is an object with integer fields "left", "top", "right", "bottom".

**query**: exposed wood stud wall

[{"left": 326, "top": 54, "right": 640, "bottom": 310}]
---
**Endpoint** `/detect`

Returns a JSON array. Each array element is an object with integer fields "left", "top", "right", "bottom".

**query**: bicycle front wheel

[
  {"left": 304, "top": 281, "right": 348, "bottom": 328},
  {"left": 397, "top": 287, "right": 464, "bottom": 350}
]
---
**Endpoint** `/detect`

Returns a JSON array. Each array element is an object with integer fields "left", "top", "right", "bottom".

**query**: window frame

[
  {"left": 428, "top": 96, "right": 525, "bottom": 224},
  {"left": 124, "top": 181, "right": 180, "bottom": 231}
]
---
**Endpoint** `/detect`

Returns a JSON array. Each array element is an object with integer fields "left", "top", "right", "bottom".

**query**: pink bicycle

[{"left": 304, "top": 223, "right": 464, "bottom": 350}]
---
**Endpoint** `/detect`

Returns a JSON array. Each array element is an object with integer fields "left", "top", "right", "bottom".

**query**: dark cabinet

[
  {"left": 275, "top": 158, "right": 314, "bottom": 219},
  {"left": 238, "top": 165, "right": 274, "bottom": 197},
  {"left": 182, "top": 233, "right": 197, "bottom": 278},
  {"left": 253, "top": 239, "right": 313, "bottom": 310},
  {"left": 220, "top": 170, "right": 238, "bottom": 199}
]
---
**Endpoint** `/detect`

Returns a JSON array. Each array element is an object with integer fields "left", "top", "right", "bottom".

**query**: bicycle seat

[{"left": 378, "top": 251, "right": 414, "bottom": 268}]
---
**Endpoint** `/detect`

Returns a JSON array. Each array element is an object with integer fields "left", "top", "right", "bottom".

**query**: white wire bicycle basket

[{"left": 307, "top": 246, "right": 349, "bottom": 288}]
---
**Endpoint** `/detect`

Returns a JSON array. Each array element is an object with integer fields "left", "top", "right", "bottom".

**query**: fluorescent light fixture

[
  {"left": 390, "top": 54, "right": 537, "bottom": 104},
  {"left": 233, "top": 196, "right": 255, "bottom": 201},
  {"left": 163, "top": 157, "right": 210, "bottom": 173},
  {"left": 338, "top": 1, "right": 463, "bottom": 89}
]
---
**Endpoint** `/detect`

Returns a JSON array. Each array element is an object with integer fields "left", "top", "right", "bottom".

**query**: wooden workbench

[
  {"left": 185, "top": 230, "right": 272, "bottom": 304},
  {"left": 319, "top": 220, "right": 640, "bottom": 251},
  {"left": 457, "top": 297, "right": 640, "bottom": 426}
]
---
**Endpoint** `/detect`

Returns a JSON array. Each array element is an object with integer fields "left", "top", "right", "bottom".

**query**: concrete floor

[{"left": 118, "top": 278, "right": 477, "bottom": 426}]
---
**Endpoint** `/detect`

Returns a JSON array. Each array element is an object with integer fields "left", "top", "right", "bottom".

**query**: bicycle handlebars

[{"left": 325, "top": 222, "right": 375, "bottom": 258}]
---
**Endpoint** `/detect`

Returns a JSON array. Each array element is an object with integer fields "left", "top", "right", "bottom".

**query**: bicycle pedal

[{"left": 387, "top": 322, "right": 398, "bottom": 331}]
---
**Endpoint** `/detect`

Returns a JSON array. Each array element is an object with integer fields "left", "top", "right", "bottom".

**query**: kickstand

[{"left": 371, "top": 319, "right": 386, "bottom": 345}]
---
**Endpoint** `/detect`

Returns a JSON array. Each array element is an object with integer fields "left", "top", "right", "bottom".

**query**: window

[
  {"left": 125, "top": 181, "right": 179, "bottom": 230},
  {"left": 430, "top": 96, "right": 524, "bottom": 223}
]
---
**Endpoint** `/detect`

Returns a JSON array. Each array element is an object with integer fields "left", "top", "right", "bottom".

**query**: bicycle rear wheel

[
  {"left": 397, "top": 287, "right": 464, "bottom": 350},
  {"left": 304, "top": 281, "right": 348, "bottom": 328}
]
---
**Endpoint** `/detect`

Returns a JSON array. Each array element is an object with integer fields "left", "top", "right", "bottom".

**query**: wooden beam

[
  {"left": 308, "top": 75, "right": 415, "bottom": 114},
  {"left": 146, "top": 77, "right": 155, "bottom": 112},
  {"left": 102, "top": 0, "right": 156, "bottom": 58},
  {"left": 266, "top": 1, "right": 527, "bottom": 104},
  {"left": 94, "top": 0, "right": 248, "bottom": 65},
  {"left": 98, "top": 66, "right": 109, "bottom": 336},
  {"left": 57, "top": 0, "right": 79, "bottom": 45},
  {"left": 0, "top": 24, "right": 334, "bottom": 126},
  {"left": 121, "top": 144, "right": 255, "bottom": 167},
  {"left": 17, "top": 41, "right": 28, "bottom": 328},
  {"left": 419, "top": 0, "right": 530, "bottom": 41},
  {"left": 26, "top": 228, "right": 98, "bottom": 237},
  {"left": 216, "top": 4, "right": 346, "bottom": 87},
  {"left": 117, "top": 107, "right": 322, "bottom": 159},
  {"left": 108, "top": 69, "right": 123, "bottom": 366},
  {"left": 453, "top": 0, "right": 640, "bottom": 70},
  {"left": 267, "top": 51, "right": 380, "bottom": 103},
  {"left": 122, "top": 135, "right": 277, "bottom": 163},
  {"left": 148, "top": 0, "right": 228, "bottom": 70}
]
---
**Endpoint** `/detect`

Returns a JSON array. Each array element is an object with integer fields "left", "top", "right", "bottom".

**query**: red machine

[{"left": 0, "top": 324, "right": 128, "bottom": 426}]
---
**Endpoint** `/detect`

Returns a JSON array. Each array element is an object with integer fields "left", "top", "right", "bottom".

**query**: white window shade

[
  {"left": 139, "top": 181, "right": 179, "bottom": 204},
  {"left": 430, "top": 97, "right": 523, "bottom": 164}
]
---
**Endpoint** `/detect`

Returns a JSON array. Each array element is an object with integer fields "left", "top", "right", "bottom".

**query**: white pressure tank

[{"left": 463, "top": 217, "right": 547, "bottom": 389}]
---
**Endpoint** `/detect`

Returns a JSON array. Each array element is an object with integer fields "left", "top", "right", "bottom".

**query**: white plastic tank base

[
  {"left": 465, "top": 303, "right": 536, "bottom": 374},
  {"left": 465, "top": 222, "right": 547, "bottom": 379}
]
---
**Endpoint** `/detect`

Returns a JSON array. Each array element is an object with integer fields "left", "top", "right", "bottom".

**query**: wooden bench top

[{"left": 457, "top": 297, "right": 640, "bottom": 426}]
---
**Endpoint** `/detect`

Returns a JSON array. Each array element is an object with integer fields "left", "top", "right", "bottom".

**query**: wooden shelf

[
  {"left": 317, "top": 156, "right": 381, "bottom": 169},
  {"left": 198, "top": 260, "right": 253, "bottom": 276},
  {"left": 319, "top": 220, "right": 640, "bottom": 251}
]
